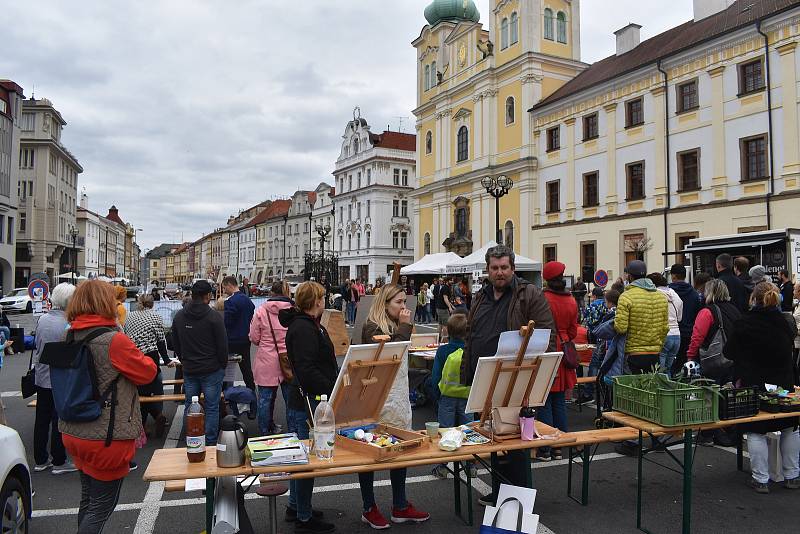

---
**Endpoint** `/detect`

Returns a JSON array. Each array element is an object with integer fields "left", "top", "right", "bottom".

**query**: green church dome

[{"left": 424, "top": 0, "right": 480, "bottom": 27}]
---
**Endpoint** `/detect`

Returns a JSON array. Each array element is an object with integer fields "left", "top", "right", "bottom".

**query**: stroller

[{"left": 590, "top": 319, "right": 626, "bottom": 428}]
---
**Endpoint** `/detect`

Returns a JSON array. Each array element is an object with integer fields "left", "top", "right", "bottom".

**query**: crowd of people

[{"left": 24, "top": 245, "right": 800, "bottom": 533}]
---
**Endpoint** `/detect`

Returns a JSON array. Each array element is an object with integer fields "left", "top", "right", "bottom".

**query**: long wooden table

[
  {"left": 144, "top": 422, "right": 575, "bottom": 532},
  {"left": 602, "top": 410, "right": 800, "bottom": 534}
]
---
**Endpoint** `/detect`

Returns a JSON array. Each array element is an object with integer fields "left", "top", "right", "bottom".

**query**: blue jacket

[
  {"left": 594, "top": 316, "right": 626, "bottom": 382},
  {"left": 431, "top": 339, "right": 465, "bottom": 400},
  {"left": 669, "top": 280, "right": 702, "bottom": 340},
  {"left": 224, "top": 291, "right": 255, "bottom": 344}
]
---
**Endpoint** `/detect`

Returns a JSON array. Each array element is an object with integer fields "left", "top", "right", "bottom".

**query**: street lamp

[
  {"left": 68, "top": 224, "right": 80, "bottom": 285},
  {"left": 282, "top": 214, "right": 288, "bottom": 280},
  {"left": 315, "top": 221, "right": 332, "bottom": 306},
  {"left": 481, "top": 175, "right": 514, "bottom": 245}
]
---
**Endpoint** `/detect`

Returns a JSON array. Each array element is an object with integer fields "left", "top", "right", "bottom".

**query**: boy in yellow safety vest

[{"left": 430, "top": 313, "right": 475, "bottom": 478}]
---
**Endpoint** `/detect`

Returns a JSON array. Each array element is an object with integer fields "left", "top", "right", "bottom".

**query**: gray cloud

[{"left": 3, "top": 0, "right": 694, "bottom": 250}]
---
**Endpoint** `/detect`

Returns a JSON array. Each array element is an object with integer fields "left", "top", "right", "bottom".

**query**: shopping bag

[{"left": 480, "top": 498, "right": 525, "bottom": 534}]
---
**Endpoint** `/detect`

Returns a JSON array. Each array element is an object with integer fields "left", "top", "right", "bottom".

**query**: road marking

[{"left": 1, "top": 391, "right": 22, "bottom": 398}]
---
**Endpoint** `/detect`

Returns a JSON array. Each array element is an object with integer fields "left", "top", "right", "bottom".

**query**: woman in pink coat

[{"left": 249, "top": 281, "right": 293, "bottom": 435}]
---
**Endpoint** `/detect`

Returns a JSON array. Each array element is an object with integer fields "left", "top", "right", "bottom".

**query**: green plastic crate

[{"left": 613, "top": 374, "right": 719, "bottom": 427}]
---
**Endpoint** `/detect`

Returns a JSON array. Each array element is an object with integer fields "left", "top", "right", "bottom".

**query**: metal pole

[{"left": 495, "top": 195, "right": 501, "bottom": 244}]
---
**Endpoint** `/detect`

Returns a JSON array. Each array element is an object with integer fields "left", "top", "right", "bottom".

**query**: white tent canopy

[
  {"left": 400, "top": 252, "right": 461, "bottom": 275},
  {"left": 445, "top": 241, "right": 542, "bottom": 274}
]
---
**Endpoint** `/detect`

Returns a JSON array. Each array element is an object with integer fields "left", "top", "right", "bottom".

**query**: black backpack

[{"left": 40, "top": 327, "right": 118, "bottom": 446}]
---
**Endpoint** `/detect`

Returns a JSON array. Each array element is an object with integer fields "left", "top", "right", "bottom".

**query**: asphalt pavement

[{"left": 1, "top": 315, "right": 798, "bottom": 533}]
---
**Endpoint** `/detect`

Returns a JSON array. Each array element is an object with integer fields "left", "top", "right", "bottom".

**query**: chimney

[
  {"left": 693, "top": 0, "right": 735, "bottom": 22},
  {"left": 80, "top": 192, "right": 88, "bottom": 209},
  {"left": 614, "top": 23, "right": 642, "bottom": 56}
]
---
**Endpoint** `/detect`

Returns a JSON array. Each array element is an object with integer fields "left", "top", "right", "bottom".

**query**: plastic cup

[{"left": 425, "top": 422, "right": 440, "bottom": 438}]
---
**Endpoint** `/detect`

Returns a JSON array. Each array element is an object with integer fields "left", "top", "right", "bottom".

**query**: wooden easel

[
  {"left": 356, "top": 334, "right": 391, "bottom": 400},
  {"left": 390, "top": 262, "right": 401, "bottom": 286},
  {"left": 476, "top": 320, "right": 543, "bottom": 441}
]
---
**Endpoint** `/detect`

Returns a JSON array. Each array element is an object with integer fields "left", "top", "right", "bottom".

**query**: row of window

[
  {"left": 0, "top": 214, "right": 14, "bottom": 244},
  {"left": 423, "top": 98, "right": 516, "bottom": 158},
  {"left": 543, "top": 9, "right": 568, "bottom": 44},
  {"left": 392, "top": 199, "right": 409, "bottom": 218},
  {"left": 499, "top": 12, "right": 519, "bottom": 50},
  {"left": 424, "top": 61, "right": 438, "bottom": 92},
  {"left": 543, "top": 134, "right": 769, "bottom": 213},
  {"left": 544, "top": 57, "right": 765, "bottom": 152}
]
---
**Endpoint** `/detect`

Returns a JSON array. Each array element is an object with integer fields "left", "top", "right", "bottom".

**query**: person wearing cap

[
  {"left": 614, "top": 260, "right": 669, "bottom": 374},
  {"left": 171, "top": 280, "right": 229, "bottom": 446},
  {"left": 540, "top": 261, "right": 578, "bottom": 460}
]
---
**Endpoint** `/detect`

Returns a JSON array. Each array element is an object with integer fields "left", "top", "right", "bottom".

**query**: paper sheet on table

[
  {"left": 185, "top": 478, "right": 206, "bottom": 491},
  {"left": 494, "top": 329, "right": 551, "bottom": 357}
]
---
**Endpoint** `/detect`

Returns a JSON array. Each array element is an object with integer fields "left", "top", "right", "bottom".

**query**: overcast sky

[{"left": 2, "top": 0, "right": 694, "bottom": 251}]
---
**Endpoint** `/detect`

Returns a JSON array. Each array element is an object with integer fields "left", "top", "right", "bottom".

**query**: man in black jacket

[
  {"left": 669, "top": 264, "right": 702, "bottom": 372},
  {"left": 172, "top": 280, "right": 228, "bottom": 446},
  {"left": 715, "top": 253, "right": 748, "bottom": 312},
  {"left": 778, "top": 269, "right": 794, "bottom": 312}
]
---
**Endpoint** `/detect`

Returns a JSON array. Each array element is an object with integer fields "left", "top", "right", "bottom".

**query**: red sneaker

[
  {"left": 361, "top": 505, "right": 390, "bottom": 530},
  {"left": 391, "top": 502, "right": 430, "bottom": 524}
]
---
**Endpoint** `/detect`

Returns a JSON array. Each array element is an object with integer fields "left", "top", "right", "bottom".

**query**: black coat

[
  {"left": 171, "top": 300, "right": 229, "bottom": 376},
  {"left": 279, "top": 307, "right": 339, "bottom": 412},
  {"left": 716, "top": 269, "right": 748, "bottom": 313},
  {"left": 724, "top": 307, "right": 798, "bottom": 434}
]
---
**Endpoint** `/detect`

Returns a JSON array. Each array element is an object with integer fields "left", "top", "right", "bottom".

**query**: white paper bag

[{"left": 482, "top": 484, "right": 539, "bottom": 534}]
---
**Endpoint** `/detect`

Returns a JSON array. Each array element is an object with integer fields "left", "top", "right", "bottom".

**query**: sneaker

[
  {"left": 34, "top": 461, "right": 53, "bottom": 472},
  {"left": 576, "top": 394, "right": 594, "bottom": 405},
  {"left": 285, "top": 507, "right": 324, "bottom": 523},
  {"left": 295, "top": 515, "right": 336, "bottom": 533},
  {"left": 361, "top": 505, "right": 390, "bottom": 530},
  {"left": 129, "top": 461, "right": 138, "bottom": 472},
  {"left": 551, "top": 449, "right": 563, "bottom": 461},
  {"left": 478, "top": 493, "right": 495, "bottom": 507},
  {"left": 784, "top": 477, "right": 800, "bottom": 490},
  {"left": 533, "top": 451, "right": 551, "bottom": 462},
  {"left": 431, "top": 464, "right": 449, "bottom": 479},
  {"left": 697, "top": 433, "right": 715, "bottom": 447},
  {"left": 391, "top": 502, "right": 429, "bottom": 524},
  {"left": 154, "top": 415, "right": 167, "bottom": 439},
  {"left": 749, "top": 478, "right": 769, "bottom": 494},
  {"left": 467, "top": 463, "right": 478, "bottom": 478},
  {"left": 712, "top": 429, "right": 734, "bottom": 448},
  {"left": 51, "top": 461, "right": 78, "bottom": 475}
]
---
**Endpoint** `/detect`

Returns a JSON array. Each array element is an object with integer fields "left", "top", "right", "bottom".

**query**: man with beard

[{"left": 460, "top": 245, "right": 556, "bottom": 505}]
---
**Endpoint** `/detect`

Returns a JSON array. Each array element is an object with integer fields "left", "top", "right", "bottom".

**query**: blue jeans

[
  {"left": 257, "top": 383, "right": 290, "bottom": 435},
  {"left": 183, "top": 368, "right": 225, "bottom": 446},
  {"left": 538, "top": 391, "right": 568, "bottom": 432},
  {"left": 346, "top": 302, "right": 356, "bottom": 324},
  {"left": 359, "top": 469, "right": 407, "bottom": 511},
  {"left": 438, "top": 396, "right": 470, "bottom": 428},
  {"left": 660, "top": 335, "right": 681, "bottom": 375},
  {"left": 287, "top": 404, "right": 316, "bottom": 521}
]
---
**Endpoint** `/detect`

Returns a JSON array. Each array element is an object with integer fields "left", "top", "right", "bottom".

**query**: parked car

[
  {"left": 164, "top": 283, "right": 180, "bottom": 298},
  {"left": 0, "top": 425, "right": 32, "bottom": 533},
  {"left": 0, "top": 289, "right": 32, "bottom": 314}
]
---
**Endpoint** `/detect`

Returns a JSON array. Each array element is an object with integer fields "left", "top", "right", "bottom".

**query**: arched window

[
  {"left": 544, "top": 9, "right": 554, "bottom": 40},
  {"left": 504, "top": 221, "right": 514, "bottom": 250},
  {"left": 425, "top": 131, "right": 432, "bottom": 154},
  {"left": 505, "top": 96, "right": 515, "bottom": 125},
  {"left": 431, "top": 61, "right": 437, "bottom": 87},
  {"left": 352, "top": 137, "right": 359, "bottom": 154},
  {"left": 366, "top": 231, "right": 371, "bottom": 249},
  {"left": 348, "top": 234, "right": 352, "bottom": 251},
  {"left": 455, "top": 207, "right": 468, "bottom": 237},
  {"left": 424, "top": 65, "right": 430, "bottom": 91},
  {"left": 557, "top": 12, "right": 567, "bottom": 43},
  {"left": 424, "top": 233, "right": 431, "bottom": 255},
  {"left": 500, "top": 17, "right": 509, "bottom": 49},
  {"left": 357, "top": 232, "right": 361, "bottom": 250},
  {"left": 510, "top": 12, "right": 519, "bottom": 45},
  {"left": 457, "top": 126, "right": 469, "bottom": 162}
]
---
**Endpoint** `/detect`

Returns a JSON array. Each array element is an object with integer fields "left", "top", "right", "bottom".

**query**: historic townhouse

[
  {"left": 530, "top": 0, "right": 800, "bottom": 278},
  {"left": 0, "top": 80, "right": 23, "bottom": 294}
]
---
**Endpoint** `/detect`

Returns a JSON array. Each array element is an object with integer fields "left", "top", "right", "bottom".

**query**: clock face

[{"left": 458, "top": 43, "right": 467, "bottom": 66}]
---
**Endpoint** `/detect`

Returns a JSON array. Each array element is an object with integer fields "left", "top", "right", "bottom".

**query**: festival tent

[
  {"left": 400, "top": 252, "right": 461, "bottom": 275},
  {"left": 445, "top": 241, "right": 542, "bottom": 274}
]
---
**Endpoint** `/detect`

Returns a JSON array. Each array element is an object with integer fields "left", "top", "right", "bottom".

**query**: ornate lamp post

[
  {"left": 315, "top": 221, "right": 332, "bottom": 307},
  {"left": 481, "top": 175, "right": 514, "bottom": 245},
  {"left": 68, "top": 224, "right": 80, "bottom": 285}
]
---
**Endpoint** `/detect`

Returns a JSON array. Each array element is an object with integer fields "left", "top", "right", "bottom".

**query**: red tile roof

[
  {"left": 105, "top": 205, "right": 125, "bottom": 225},
  {"left": 246, "top": 199, "right": 291, "bottom": 227},
  {"left": 533, "top": 0, "right": 799, "bottom": 110},
  {"left": 307, "top": 192, "right": 317, "bottom": 206},
  {"left": 369, "top": 131, "right": 416, "bottom": 152}
]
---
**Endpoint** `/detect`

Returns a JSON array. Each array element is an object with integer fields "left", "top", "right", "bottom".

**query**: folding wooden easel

[{"left": 476, "top": 320, "right": 543, "bottom": 441}]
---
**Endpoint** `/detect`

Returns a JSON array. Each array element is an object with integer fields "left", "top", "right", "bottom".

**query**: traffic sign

[
  {"left": 594, "top": 269, "right": 609, "bottom": 288},
  {"left": 28, "top": 279, "right": 50, "bottom": 301},
  {"left": 30, "top": 272, "right": 51, "bottom": 287}
]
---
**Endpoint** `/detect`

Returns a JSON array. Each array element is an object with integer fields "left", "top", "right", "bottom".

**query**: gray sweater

[{"left": 33, "top": 310, "right": 69, "bottom": 388}]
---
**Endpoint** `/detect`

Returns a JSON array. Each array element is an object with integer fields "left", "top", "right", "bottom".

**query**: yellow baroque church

[{"left": 412, "top": 0, "right": 800, "bottom": 281}]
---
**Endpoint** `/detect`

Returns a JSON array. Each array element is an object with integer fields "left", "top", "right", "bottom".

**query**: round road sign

[
  {"left": 28, "top": 279, "right": 50, "bottom": 301},
  {"left": 594, "top": 269, "right": 609, "bottom": 288}
]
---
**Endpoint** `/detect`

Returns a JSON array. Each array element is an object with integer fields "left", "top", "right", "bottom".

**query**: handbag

[
  {"left": 480, "top": 497, "right": 525, "bottom": 534},
  {"left": 21, "top": 350, "right": 36, "bottom": 399},
  {"left": 558, "top": 332, "right": 579, "bottom": 370},
  {"left": 698, "top": 304, "right": 733, "bottom": 379},
  {"left": 491, "top": 407, "right": 521, "bottom": 435},
  {"left": 266, "top": 310, "right": 293, "bottom": 382}
]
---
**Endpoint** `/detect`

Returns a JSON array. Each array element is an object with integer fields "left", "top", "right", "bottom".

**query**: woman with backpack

[
  {"left": 249, "top": 280, "right": 293, "bottom": 435},
  {"left": 540, "top": 261, "right": 578, "bottom": 461},
  {"left": 724, "top": 281, "right": 800, "bottom": 493},
  {"left": 359, "top": 284, "right": 430, "bottom": 529},
  {"left": 686, "top": 278, "right": 740, "bottom": 447},
  {"left": 60, "top": 280, "right": 157, "bottom": 533}
]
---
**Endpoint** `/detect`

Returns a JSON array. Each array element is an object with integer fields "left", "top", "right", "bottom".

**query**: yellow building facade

[{"left": 411, "top": 0, "right": 585, "bottom": 258}]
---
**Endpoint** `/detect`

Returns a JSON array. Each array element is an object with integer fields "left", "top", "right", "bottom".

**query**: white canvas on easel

[
  {"left": 465, "top": 352, "right": 563, "bottom": 413},
  {"left": 410, "top": 333, "right": 439, "bottom": 347},
  {"left": 328, "top": 341, "right": 410, "bottom": 405}
]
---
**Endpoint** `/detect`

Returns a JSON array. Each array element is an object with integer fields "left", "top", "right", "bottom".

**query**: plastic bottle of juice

[
  {"left": 186, "top": 396, "right": 206, "bottom": 463},
  {"left": 313, "top": 395, "right": 336, "bottom": 460}
]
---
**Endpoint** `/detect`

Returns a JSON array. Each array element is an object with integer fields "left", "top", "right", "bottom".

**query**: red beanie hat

[{"left": 542, "top": 261, "right": 566, "bottom": 281}]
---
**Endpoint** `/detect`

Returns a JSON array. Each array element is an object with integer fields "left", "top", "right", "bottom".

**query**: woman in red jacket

[
  {"left": 540, "top": 261, "right": 578, "bottom": 461},
  {"left": 60, "top": 281, "right": 157, "bottom": 533}
]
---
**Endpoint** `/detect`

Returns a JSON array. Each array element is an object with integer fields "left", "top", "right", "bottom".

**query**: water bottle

[
  {"left": 186, "top": 396, "right": 206, "bottom": 463},
  {"left": 313, "top": 394, "right": 336, "bottom": 460}
]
